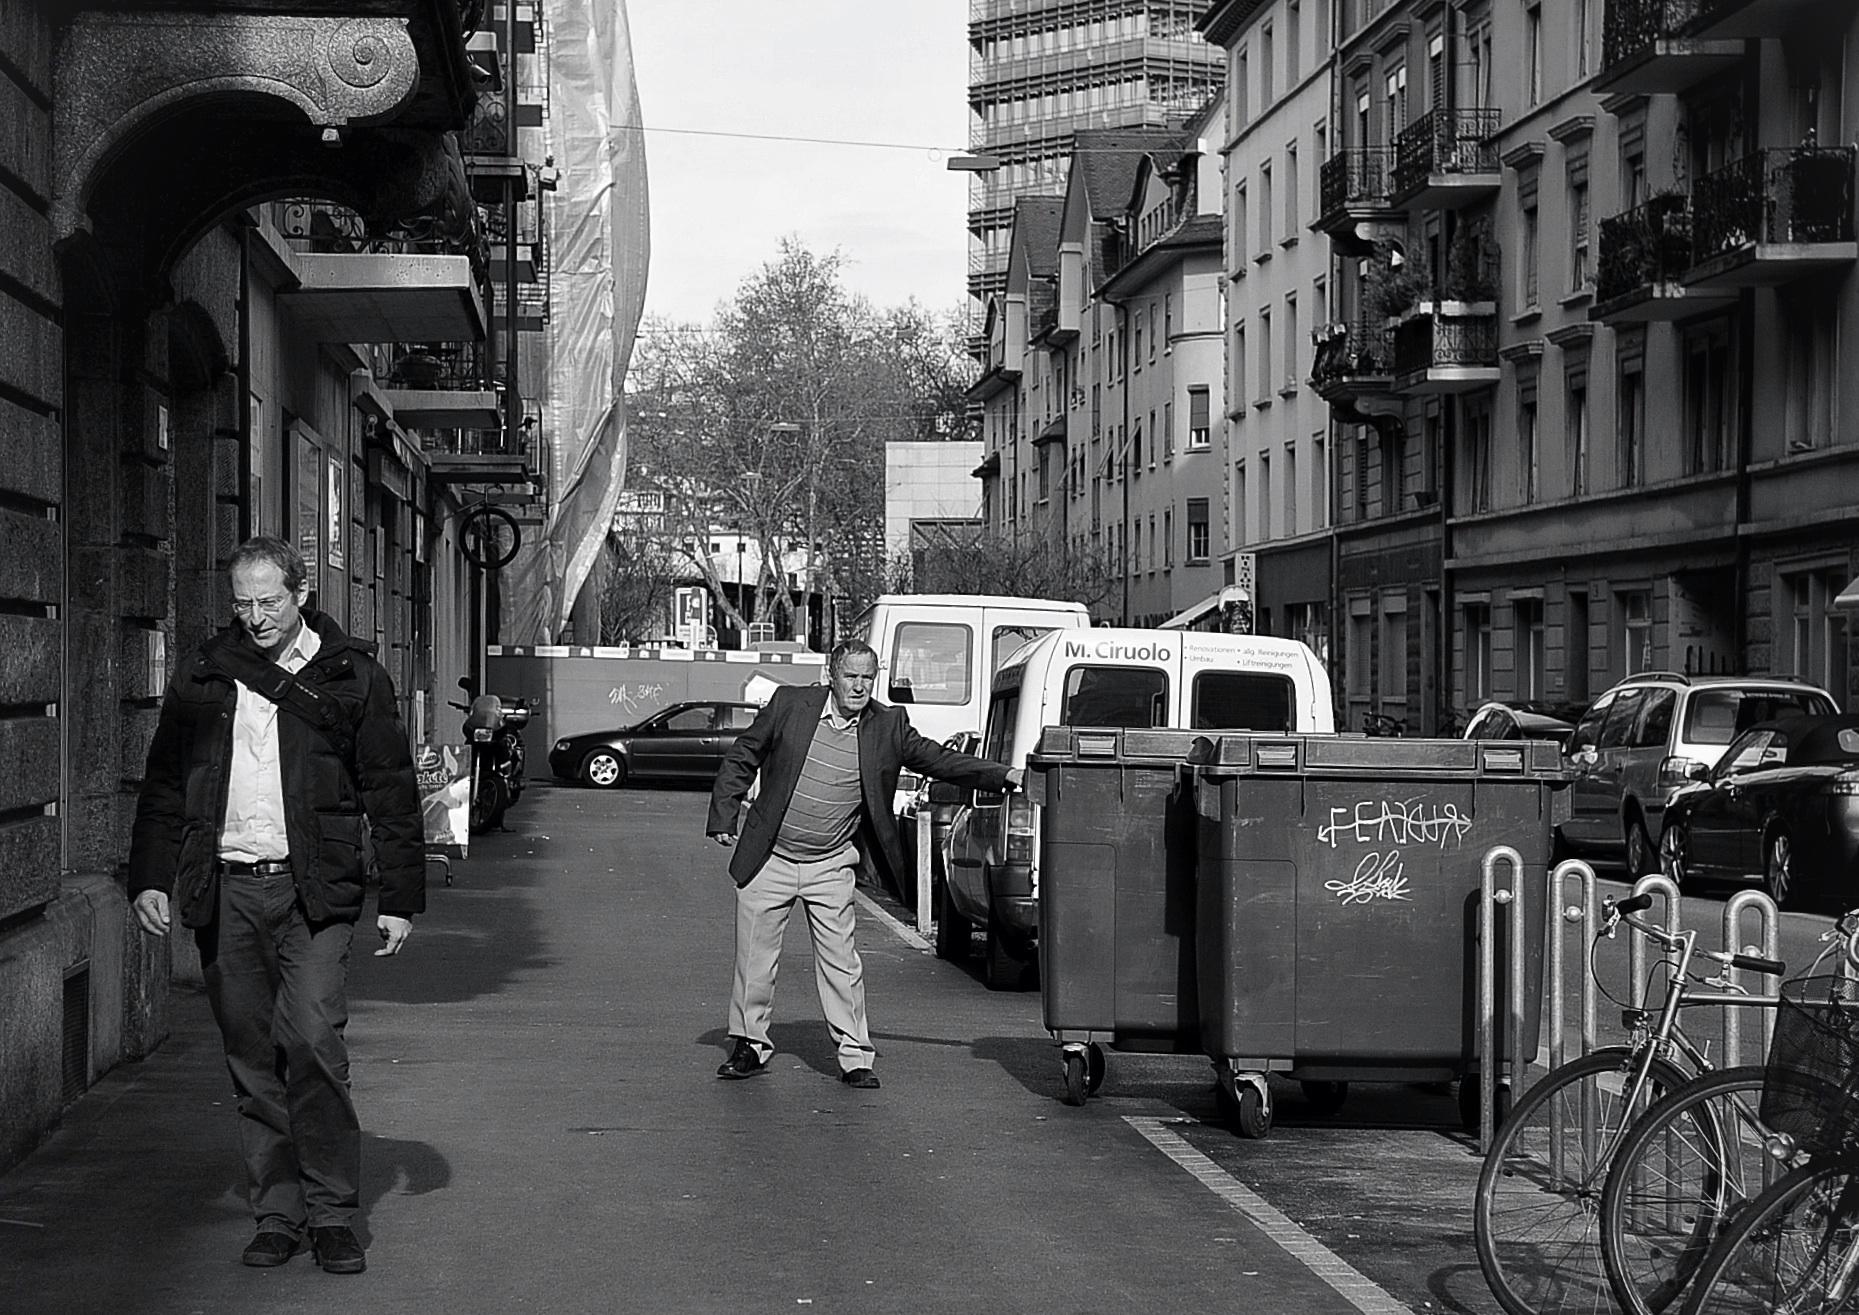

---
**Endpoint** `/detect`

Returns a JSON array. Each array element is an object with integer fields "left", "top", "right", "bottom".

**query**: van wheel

[
  {"left": 933, "top": 877, "right": 972, "bottom": 962},
  {"left": 1624, "top": 817, "right": 1655, "bottom": 878},
  {"left": 983, "top": 908, "right": 1028, "bottom": 991}
]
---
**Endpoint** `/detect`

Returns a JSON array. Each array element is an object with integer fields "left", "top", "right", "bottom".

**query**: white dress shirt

[{"left": 219, "top": 622, "right": 322, "bottom": 863}]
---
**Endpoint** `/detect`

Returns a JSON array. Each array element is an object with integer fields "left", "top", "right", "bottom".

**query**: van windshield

[
  {"left": 1192, "top": 672, "right": 1294, "bottom": 731},
  {"left": 1061, "top": 666, "right": 1168, "bottom": 728},
  {"left": 889, "top": 622, "right": 971, "bottom": 705},
  {"left": 1684, "top": 688, "right": 1837, "bottom": 746}
]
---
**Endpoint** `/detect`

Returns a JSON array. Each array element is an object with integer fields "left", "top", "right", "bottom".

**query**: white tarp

[{"left": 514, "top": 0, "right": 650, "bottom": 641}]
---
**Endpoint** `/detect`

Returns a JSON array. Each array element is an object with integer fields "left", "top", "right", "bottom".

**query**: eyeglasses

[{"left": 232, "top": 595, "right": 292, "bottom": 618}]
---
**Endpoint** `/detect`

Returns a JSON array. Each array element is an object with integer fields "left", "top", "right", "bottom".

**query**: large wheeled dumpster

[
  {"left": 1028, "top": 726, "right": 1208, "bottom": 1106},
  {"left": 1193, "top": 734, "right": 1566, "bottom": 1137}
]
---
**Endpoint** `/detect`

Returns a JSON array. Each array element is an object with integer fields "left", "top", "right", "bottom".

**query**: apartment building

[{"left": 1200, "top": 0, "right": 1336, "bottom": 666}]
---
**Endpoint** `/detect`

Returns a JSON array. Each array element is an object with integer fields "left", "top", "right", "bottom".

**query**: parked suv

[{"left": 1558, "top": 672, "right": 1838, "bottom": 875}]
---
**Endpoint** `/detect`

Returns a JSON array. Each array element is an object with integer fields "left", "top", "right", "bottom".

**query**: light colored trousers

[{"left": 729, "top": 843, "right": 876, "bottom": 1074}]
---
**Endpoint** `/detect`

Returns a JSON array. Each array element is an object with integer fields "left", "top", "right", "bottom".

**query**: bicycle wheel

[
  {"left": 1601, "top": 1066, "right": 1782, "bottom": 1315},
  {"left": 1477, "top": 1047, "right": 1690, "bottom": 1315},
  {"left": 1680, "top": 1161, "right": 1859, "bottom": 1315}
]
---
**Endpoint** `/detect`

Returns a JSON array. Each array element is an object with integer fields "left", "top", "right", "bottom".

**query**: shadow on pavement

[{"left": 694, "top": 1024, "right": 846, "bottom": 1078}]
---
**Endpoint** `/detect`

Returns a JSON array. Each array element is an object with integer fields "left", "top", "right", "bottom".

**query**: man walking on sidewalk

[
  {"left": 708, "top": 639, "right": 1020, "bottom": 1088},
  {"left": 128, "top": 536, "right": 424, "bottom": 1275}
]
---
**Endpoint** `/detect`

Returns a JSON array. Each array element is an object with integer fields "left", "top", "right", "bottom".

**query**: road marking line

[
  {"left": 1125, "top": 1116, "right": 1414, "bottom": 1315},
  {"left": 853, "top": 890, "right": 930, "bottom": 951}
]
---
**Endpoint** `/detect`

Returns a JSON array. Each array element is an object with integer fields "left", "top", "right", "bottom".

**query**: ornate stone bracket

[{"left": 54, "top": 12, "right": 423, "bottom": 241}]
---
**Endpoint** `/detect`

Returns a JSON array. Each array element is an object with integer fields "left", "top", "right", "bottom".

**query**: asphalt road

[{"left": 0, "top": 784, "right": 1836, "bottom": 1315}]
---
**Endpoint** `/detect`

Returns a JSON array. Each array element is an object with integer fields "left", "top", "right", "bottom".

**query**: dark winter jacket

[
  {"left": 128, "top": 610, "right": 425, "bottom": 928},
  {"left": 707, "top": 683, "right": 1011, "bottom": 892}
]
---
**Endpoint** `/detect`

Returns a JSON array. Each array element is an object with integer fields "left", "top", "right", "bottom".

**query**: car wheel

[
  {"left": 1765, "top": 830, "right": 1793, "bottom": 909},
  {"left": 1624, "top": 816, "right": 1655, "bottom": 879},
  {"left": 582, "top": 750, "right": 626, "bottom": 789},
  {"left": 1659, "top": 821, "right": 1691, "bottom": 889}
]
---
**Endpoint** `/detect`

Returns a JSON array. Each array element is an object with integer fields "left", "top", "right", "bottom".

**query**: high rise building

[{"left": 966, "top": 1, "right": 1223, "bottom": 310}]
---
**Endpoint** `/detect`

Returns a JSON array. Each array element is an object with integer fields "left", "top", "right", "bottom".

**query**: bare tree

[{"left": 597, "top": 532, "right": 679, "bottom": 644}]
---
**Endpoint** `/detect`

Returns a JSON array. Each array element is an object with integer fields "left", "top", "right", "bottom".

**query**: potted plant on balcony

[
  {"left": 1365, "top": 243, "right": 1430, "bottom": 323},
  {"left": 1440, "top": 213, "right": 1497, "bottom": 311}
]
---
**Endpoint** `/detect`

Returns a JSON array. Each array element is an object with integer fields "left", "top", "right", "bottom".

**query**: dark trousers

[{"left": 197, "top": 867, "right": 359, "bottom": 1235}]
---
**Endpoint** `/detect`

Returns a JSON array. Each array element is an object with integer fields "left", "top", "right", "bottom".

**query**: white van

[
  {"left": 849, "top": 594, "right": 1093, "bottom": 747},
  {"left": 937, "top": 627, "right": 1334, "bottom": 986}
]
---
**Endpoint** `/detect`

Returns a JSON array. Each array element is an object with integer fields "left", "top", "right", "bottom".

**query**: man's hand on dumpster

[
  {"left": 375, "top": 915, "right": 413, "bottom": 957},
  {"left": 132, "top": 889, "right": 171, "bottom": 937},
  {"left": 1005, "top": 769, "right": 1025, "bottom": 791},
  {"left": 710, "top": 831, "right": 737, "bottom": 848}
]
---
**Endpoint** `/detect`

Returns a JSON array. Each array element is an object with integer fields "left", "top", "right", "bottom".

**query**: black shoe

[
  {"left": 840, "top": 1068, "right": 880, "bottom": 1089},
  {"left": 716, "top": 1039, "right": 768, "bottom": 1080},
  {"left": 242, "top": 1231, "right": 300, "bottom": 1267},
  {"left": 308, "top": 1225, "right": 366, "bottom": 1274}
]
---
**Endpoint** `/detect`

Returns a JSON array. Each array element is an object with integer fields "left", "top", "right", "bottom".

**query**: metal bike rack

[
  {"left": 1628, "top": 873, "right": 1683, "bottom": 1014},
  {"left": 1547, "top": 859, "right": 1601, "bottom": 1072},
  {"left": 914, "top": 803, "right": 935, "bottom": 937},
  {"left": 1721, "top": 890, "right": 1781, "bottom": 1069},
  {"left": 1478, "top": 845, "right": 1526, "bottom": 1156}
]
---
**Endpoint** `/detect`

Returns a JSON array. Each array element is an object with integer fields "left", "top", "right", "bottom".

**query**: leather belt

[{"left": 221, "top": 859, "right": 292, "bottom": 877}]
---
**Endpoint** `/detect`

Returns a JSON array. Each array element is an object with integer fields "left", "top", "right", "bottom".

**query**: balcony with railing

[
  {"left": 1686, "top": 146, "right": 1857, "bottom": 289},
  {"left": 1315, "top": 148, "right": 1399, "bottom": 247},
  {"left": 1392, "top": 303, "right": 1499, "bottom": 394},
  {"left": 1596, "top": 0, "right": 1743, "bottom": 96},
  {"left": 1391, "top": 108, "right": 1502, "bottom": 210},
  {"left": 1590, "top": 194, "right": 1735, "bottom": 321},
  {"left": 1310, "top": 320, "right": 1394, "bottom": 402},
  {"left": 1688, "top": 0, "right": 1827, "bottom": 39}
]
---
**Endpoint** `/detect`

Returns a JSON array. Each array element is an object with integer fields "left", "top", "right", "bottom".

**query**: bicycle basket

[{"left": 1762, "top": 974, "right": 1859, "bottom": 1157}]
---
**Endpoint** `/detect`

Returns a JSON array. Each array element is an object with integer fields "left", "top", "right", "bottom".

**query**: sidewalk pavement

[{"left": 0, "top": 782, "right": 1377, "bottom": 1315}]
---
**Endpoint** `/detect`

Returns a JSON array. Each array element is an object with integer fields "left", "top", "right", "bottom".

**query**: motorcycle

[{"left": 451, "top": 681, "right": 531, "bottom": 833}]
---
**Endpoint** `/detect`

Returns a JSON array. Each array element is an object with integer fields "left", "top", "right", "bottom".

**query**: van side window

[
  {"left": 1567, "top": 692, "right": 1613, "bottom": 755},
  {"left": 982, "top": 692, "right": 1019, "bottom": 764},
  {"left": 1061, "top": 666, "right": 1168, "bottom": 728},
  {"left": 889, "top": 623, "right": 972, "bottom": 705},
  {"left": 1597, "top": 689, "right": 1645, "bottom": 751},
  {"left": 991, "top": 625, "right": 1053, "bottom": 673},
  {"left": 1633, "top": 688, "right": 1677, "bottom": 748},
  {"left": 1192, "top": 672, "right": 1294, "bottom": 731}
]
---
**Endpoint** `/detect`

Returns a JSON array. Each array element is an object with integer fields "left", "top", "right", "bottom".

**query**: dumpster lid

[
  {"left": 1030, "top": 725, "right": 1214, "bottom": 763},
  {"left": 1200, "top": 733, "right": 1566, "bottom": 776}
]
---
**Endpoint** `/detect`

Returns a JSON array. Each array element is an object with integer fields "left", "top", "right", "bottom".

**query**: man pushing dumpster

[{"left": 706, "top": 639, "right": 1021, "bottom": 1088}]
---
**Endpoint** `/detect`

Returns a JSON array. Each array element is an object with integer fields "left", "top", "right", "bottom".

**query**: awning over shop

[
  {"left": 1159, "top": 584, "right": 1251, "bottom": 631},
  {"left": 280, "top": 253, "right": 486, "bottom": 344}
]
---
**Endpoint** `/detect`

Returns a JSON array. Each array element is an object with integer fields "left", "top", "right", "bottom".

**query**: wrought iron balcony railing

[
  {"left": 1691, "top": 146, "right": 1857, "bottom": 265},
  {"left": 1393, "top": 305, "right": 1499, "bottom": 381},
  {"left": 1602, "top": 0, "right": 1708, "bottom": 71},
  {"left": 1310, "top": 320, "right": 1393, "bottom": 394},
  {"left": 386, "top": 340, "right": 492, "bottom": 393},
  {"left": 1318, "top": 148, "right": 1395, "bottom": 222},
  {"left": 1596, "top": 193, "right": 1695, "bottom": 302},
  {"left": 1393, "top": 108, "right": 1502, "bottom": 201}
]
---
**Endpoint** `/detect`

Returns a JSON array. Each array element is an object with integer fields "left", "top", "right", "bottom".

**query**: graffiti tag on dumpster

[
  {"left": 1317, "top": 799, "right": 1473, "bottom": 850},
  {"left": 1326, "top": 851, "right": 1412, "bottom": 905}
]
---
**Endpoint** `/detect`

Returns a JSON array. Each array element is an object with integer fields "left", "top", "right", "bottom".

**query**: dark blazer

[
  {"left": 128, "top": 610, "right": 426, "bottom": 929},
  {"left": 707, "top": 684, "right": 1011, "bottom": 890}
]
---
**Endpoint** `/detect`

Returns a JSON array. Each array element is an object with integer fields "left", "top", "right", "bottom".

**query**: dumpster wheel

[
  {"left": 1061, "top": 1051, "right": 1088, "bottom": 1107},
  {"left": 1086, "top": 1043, "right": 1105, "bottom": 1095},
  {"left": 1217, "top": 1071, "right": 1273, "bottom": 1139}
]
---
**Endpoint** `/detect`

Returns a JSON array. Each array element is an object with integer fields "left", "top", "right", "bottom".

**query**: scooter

[{"left": 451, "top": 680, "right": 531, "bottom": 832}]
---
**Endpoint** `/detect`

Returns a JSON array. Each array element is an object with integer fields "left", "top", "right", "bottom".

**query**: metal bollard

[
  {"left": 1722, "top": 890, "right": 1781, "bottom": 1069},
  {"left": 915, "top": 803, "right": 935, "bottom": 937},
  {"left": 1548, "top": 859, "right": 1601, "bottom": 1073},
  {"left": 1479, "top": 845, "right": 1526, "bottom": 1156},
  {"left": 1628, "top": 873, "right": 1683, "bottom": 1014}
]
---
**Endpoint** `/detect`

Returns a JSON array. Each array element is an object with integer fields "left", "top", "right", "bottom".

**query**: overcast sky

[{"left": 627, "top": 2, "right": 973, "bottom": 326}]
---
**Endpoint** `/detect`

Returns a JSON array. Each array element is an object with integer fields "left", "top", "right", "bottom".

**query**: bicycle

[
  {"left": 1677, "top": 965, "right": 1859, "bottom": 1315},
  {"left": 1475, "top": 891, "right": 1787, "bottom": 1315},
  {"left": 1599, "top": 914, "right": 1859, "bottom": 1315}
]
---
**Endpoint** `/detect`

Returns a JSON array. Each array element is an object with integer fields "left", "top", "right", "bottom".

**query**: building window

[
  {"left": 1782, "top": 285, "right": 1836, "bottom": 453},
  {"left": 1782, "top": 568, "right": 1850, "bottom": 705},
  {"left": 1568, "top": 154, "right": 1591, "bottom": 290},
  {"left": 1164, "top": 401, "right": 1174, "bottom": 460},
  {"left": 1259, "top": 449, "right": 1273, "bottom": 539},
  {"left": 1163, "top": 507, "right": 1174, "bottom": 567},
  {"left": 1284, "top": 441, "right": 1298, "bottom": 536},
  {"left": 1233, "top": 322, "right": 1247, "bottom": 413},
  {"left": 1187, "top": 498, "right": 1209, "bottom": 561},
  {"left": 1283, "top": 293, "right": 1298, "bottom": 393},
  {"left": 1285, "top": 141, "right": 1299, "bottom": 239},
  {"left": 1619, "top": 352, "right": 1646, "bottom": 488},
  {"left": 1235, "top": 459, "right": 1247, "bottom": 545},
  {"left": 1683, "top": 319, "right": 1735, "bottom": 475},
  {"left": 1348, "top": 598, "right": 1372, "bottom": 700},
  {"left": 1354, "top": 430, "right": 1370, "bottom": 522},
  {"left": 1148, "top": 409, "right": 1157, "bottom": 468},
  {"left": 1566, "top": 370, "right": 1589, "bottom": 497},
  {"left": 1092, "top": 382, "right": 1100, "bottom": 436},
  {"left": 1287, "top": 0, "right": 1301, "bottom": 81},
  {"left": 1258, "top": 307, "right": 1273, "bottom": 404},
  {"left": 1521, "top": 195, "right": 1541, "bottom": 309},
  {"left": 1259, "top": 162, "right": 1273, "bottom": 253},
  {"left": 1131, "top": 421, "right": 1142, "bottom": 473},
  {"left": 1133, "top": 309, "right": 1143, "bottom": 370},
  {"left": 1187, "top": 386, "right": 1211, "bottom": 449},
  {"left": 1575, "top": 0, "right": 1592, "bottom": 79},
  {"left": 1148, "top": 302, "right": 1157, "bottom": 365},
  {"left": 1620, "top": 590, "right": 1653, "bottom": 676},
  {"left": 1313, "top": 432, "right": 1328, "bottom": 528},
  {"left": 1380, "top": 424, "right": 1401, "bottom": 515},
  {"left": 1525, "top": 4, "right": 1543, "bottom": 105},
  {"left": 1567, "top": 591, "right": 1590, "bottom": 700},
  {"left": 1234, "top": 182, "right": 1248, "bottom": 267},
  {"left": 1515, "top": 598, "right": 1545, "bottom": 700},
  {"left": 1234, "top": 47, "right": 1248, "bottom": 129},
  {"left": 1466, "top": 603, "right": 1493, "bottom": 701},
  {"left": 1519, "top": 381, "right": 1539, "bottom": 504},
  {"left": 1164, "top": 292, "right": 1173, "bottom": 348},
  {"left": 1381, "top": 595, "right": 1408, "bottom": 710},
  {"left": 1384, "top": 66, "right": 1407, "bottom": 146},
  {"left": 1261, "top": 23, "right": 1274, "bottom": 103},
  {"left": 1466, "top": 398, "right": 1493, "bottom": 513}
]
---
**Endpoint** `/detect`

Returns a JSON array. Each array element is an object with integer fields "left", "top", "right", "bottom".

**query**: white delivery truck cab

[
  {"left": 849, "top": 594, "right": 1093, "bottom": 747},
  {"left": 937, "top": 627, "right": 1334, "bottom": 985}
]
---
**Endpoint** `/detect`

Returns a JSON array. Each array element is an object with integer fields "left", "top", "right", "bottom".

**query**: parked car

[
  {"left": 1463, "top": 700, "right": 1582, "bottom": 750},
  {"left": 1660, "top": 715, "right": 1859, "bottom": 911},
  {"left": 548, "top": 701, "right": 763, "bottom": 787},
  {"left": 1557, "top": 672, "right": 1839, "bottom": 876}
]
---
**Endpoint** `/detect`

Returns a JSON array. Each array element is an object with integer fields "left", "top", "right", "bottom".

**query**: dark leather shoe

[
  {"left": 309, "top": 1225, "right": 366, "bottom": 1274},
  {"left": 840, "top": 1068, "right": 880, "bottom": 1089},
  {"left": 716, "top": 1039, "right": 768, "bottom": 1080},
  {"left": 241, "top": 1231, "right": 299, "bottom": 1267}
]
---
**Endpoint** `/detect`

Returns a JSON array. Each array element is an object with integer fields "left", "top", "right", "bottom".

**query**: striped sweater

[{"left": 770, "top": 713, "right": 864, "bottom": 861}]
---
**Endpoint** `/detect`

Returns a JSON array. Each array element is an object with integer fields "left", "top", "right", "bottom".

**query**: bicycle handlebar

[
  {"left": 1613, "top": 894, "right": 1655, "bottom": 915},
  {"left": 1728, "top": 953, "right": 1787, "bottom": 976}
]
